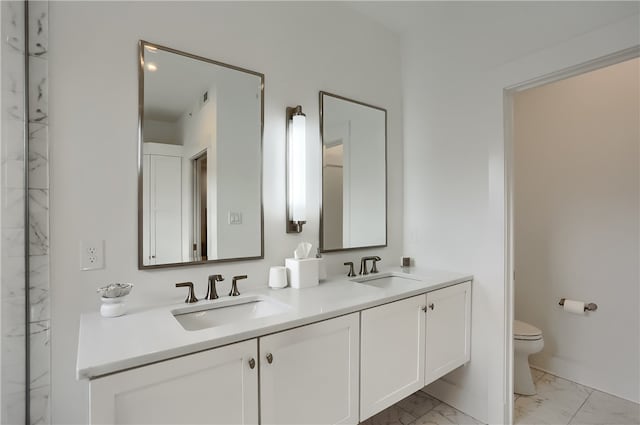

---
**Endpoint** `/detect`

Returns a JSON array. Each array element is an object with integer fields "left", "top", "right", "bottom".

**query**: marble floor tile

[
  {"left": 514, "top": 374, "right": 592, "bottom": 425},
  {"left": 361, "top": 404, "right": 416, "bottom": 425},
  {"left": 530, "top": 367, "right": 545, "bottom": 383},
  {"left": 412, "top": 402, "right": 482, "bottom": 425},
  {"left": 569, "top": 390, "right": 640, "bottom": 425},
  {"left": 397, "top": 391, "right": 440, "bottom": 418}
]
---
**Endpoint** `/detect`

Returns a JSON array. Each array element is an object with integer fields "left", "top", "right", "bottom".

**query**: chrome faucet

[
  {"left": 229, "top": 275, "right": 247, "bottom": 296},
  {"left": 360, "top": 256, "right": 382, "bottom": 275},
  {"left": 205, "top": 274, "right": 224, "bottom": 300}
]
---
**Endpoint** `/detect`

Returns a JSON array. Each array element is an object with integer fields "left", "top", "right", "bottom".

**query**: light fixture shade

[
  {"left": 286, "top": 105, "right": 307, "bottom": 233},
  {"left": 289, "top": 114, "right": 306, "bottom": 221}
]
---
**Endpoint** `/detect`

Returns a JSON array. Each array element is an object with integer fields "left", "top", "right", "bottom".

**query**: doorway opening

[
  {"left": 504, "top": 46, "right": 640, "bottom": 425},
  {"left": 193, "top": 151, "right": 208, "bottom": 261}
]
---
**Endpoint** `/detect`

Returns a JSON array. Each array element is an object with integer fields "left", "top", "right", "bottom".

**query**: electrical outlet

[{"left": 81, "top": 240, "right": 105, "bottom": 271}]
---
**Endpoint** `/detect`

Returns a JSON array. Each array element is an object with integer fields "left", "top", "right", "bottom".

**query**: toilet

[{"left": 514, "top": 320, "right": 544, "bottom": 396}]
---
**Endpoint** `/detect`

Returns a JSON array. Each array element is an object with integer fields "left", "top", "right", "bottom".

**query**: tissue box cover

[{"left": 285, "top": 258, "right": 320, "bottom": 288}]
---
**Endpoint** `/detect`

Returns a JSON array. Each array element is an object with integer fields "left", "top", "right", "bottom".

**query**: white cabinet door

[
  {"left": 149, "top": 154, "right": 182, "bottom": 264},
  {"left": 142, "top": 153, "right": 182, "bottom": 265},
  {"left": 425, "top": 281, "right": 472, "bottom": 385},
  {"left": 360, "top": 295, "right": 426, "bottom": 421},
  {"left": 90, "top": 339, "right": 258, "bottom": 425},
  {"left": 260, "top": 313, "right": 360, "bottom": 425}
]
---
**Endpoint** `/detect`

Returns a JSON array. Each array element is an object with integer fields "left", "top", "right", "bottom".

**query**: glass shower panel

[{"left": 1, "top": 1, "right": 27, "bottom": 424}]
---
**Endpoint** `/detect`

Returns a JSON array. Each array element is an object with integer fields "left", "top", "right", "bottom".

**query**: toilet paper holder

[{"left": 559, "top": 298, "right": 598, "bottom": 312}]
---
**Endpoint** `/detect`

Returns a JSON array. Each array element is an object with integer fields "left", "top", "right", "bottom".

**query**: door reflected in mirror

[
  {"left": 193, "top": 151, "right": 207, "bottom": 261},
  {"left": 320, "top": 92, "right": 387, "bottom": 252},
  {"left": 139, "top": 41, "right": 264, "bottom": 268}
]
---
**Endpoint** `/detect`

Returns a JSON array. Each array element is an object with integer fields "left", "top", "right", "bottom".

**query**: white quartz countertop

[{"left": 76, "top": 267, "right": 472, "bottom": 380}]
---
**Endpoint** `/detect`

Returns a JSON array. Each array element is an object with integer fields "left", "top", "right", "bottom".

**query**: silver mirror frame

[
  {"left": 319, "top": 91, "right": 388, "bottom": 253},
  {"left": 137, "top": 40, "right": 265, "bottom": 269}
]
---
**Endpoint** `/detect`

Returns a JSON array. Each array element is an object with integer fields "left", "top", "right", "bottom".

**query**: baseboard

[{"left": 529, "top": 360, "right": 639, "bottom": 404}]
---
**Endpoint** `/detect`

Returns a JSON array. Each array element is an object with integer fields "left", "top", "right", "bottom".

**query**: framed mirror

[
  {"left": 319, "top": 91, "right": 387, "bottom": 252},
  {"left": 138, "top": 41, "right": 264, "bottom": 268}
]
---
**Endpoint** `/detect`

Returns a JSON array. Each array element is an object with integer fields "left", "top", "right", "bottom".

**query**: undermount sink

[
  {"left": 172, "top": 295, "right": 291, "bottom": 331},
  {"left": 352, "top": 272, "right": 424, "bottom": 289}
]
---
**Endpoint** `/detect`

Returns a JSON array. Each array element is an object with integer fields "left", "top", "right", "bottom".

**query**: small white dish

[{"left": 100, "top": 296, "right": 127, "bottom": 318}]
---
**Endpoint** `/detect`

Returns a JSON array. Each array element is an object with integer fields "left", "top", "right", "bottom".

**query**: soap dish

[{"left": 97, "top": 283, "right": 133, "bottom": 318}]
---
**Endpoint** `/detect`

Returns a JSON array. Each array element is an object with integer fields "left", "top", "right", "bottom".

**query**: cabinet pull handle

[
  {"left": 248, "top": 358, "right": 256, "bottom": 369},
  {"left": 428, "top": 303, "right": 435, "bottom": 310},
  {"left": 266, "top": 353, "right": 273, "bottom": 364},
  {"left": 421, "top": 305, "right": 427, "bottom": 312}
]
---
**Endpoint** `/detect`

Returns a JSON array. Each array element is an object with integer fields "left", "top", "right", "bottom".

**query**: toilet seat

[{"left": 514, "top": 320, "right": 542, "bottom": 341}]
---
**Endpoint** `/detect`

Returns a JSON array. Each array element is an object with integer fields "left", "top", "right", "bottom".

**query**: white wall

[
  {"left": 346, "top": 111, "right": 386, "bottom": 248},
  {"left": 179, "top": 82, "right": 218, "bottom": 260},
  {"left": 401, "top": 9, "right": 640, "bottom": 425},
  {"left": 143, "top": 118, "right": 180, "bottom": 145},
  {"left": 514, "top": 58, "right": 639, "bottom": 402},
  {"left": 214, "top": 69, "right": 262, "bottom": 259},
  {"left": 48, "top": 2, "right": 402, "bottom": 423}
]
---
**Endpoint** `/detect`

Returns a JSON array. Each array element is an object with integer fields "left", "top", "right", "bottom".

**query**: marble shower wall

[
  {"left": 1, "top": 1, "right": 27, "bottom": 424},
  {"left": 1, "top": 1, "right": 50, "bottom": 424},
  {"left": 28, "top": 1, "right": 50, "bottom": 424}
]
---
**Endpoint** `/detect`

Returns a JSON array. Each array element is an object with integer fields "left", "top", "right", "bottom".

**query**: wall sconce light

[{"left": 286, "top": 105, "right": 307, "bottom": 233}]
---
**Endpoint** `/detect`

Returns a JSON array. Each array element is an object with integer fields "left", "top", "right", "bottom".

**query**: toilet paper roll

[{"left": 563, "top": 299, "right": 585, "bottom": 315}]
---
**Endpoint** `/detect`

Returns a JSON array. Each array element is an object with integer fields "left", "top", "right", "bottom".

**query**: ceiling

[
  {"left": 143, "top": 2, "right": 639, "bottom": 123},
  {"left": 143, "top": 46, "right": 226, "bottom": 122},
  {"left": 350, "top": 1, "right": 640, "bottom": 67}
]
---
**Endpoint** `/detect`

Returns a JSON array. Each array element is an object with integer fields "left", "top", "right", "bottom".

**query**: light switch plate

[
  {"left": 81, "top": 240, "right": 105, "bottom": 271},
  {"left": 228, "top": 211, "right": 242, "bottom": 225}
]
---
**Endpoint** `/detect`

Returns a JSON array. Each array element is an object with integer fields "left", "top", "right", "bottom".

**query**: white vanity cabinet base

[
  {"left": 89, "top": 339, "right": 258, "bottom": 425},
  {"left": 360, "top": 295, "right": 427, "bottom": 421},
  {"left": 260, "top": 313, "right": 360, "bottom": 425},
  {"left": 424, "top": 281, "right": 471, "bottom": 385}
]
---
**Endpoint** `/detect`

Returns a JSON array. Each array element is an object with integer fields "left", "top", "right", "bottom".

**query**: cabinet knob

[
  {"left": 266, "top": 353, "right": 274, "bottom": 364},
  {"left": 421, "top": 305, "right": 427, "bottom": 312},
  {"left": 428, "top": 303, "right": 435, "bottom": 310},
  {"left": 248, "top": 358, "right": 256, "bottom": 369}
]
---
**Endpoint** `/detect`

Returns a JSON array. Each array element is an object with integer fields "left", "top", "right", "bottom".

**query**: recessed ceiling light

[{"left": 147, "top": 62, "right": 158, "bottom": 72}]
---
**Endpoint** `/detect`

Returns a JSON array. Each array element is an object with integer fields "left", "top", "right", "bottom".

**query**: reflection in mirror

[
  {"left": 320, "top": 92, "right": 387, "bottom": 252},
  {"left": 139, "top": 41, "right": 263, "bottom": 268}
]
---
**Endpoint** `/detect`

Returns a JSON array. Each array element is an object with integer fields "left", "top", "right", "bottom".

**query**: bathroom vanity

[{"left": 78, "top": 268, "right": 471, "bottom": 424}]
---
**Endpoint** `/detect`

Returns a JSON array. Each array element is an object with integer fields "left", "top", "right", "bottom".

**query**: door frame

[{"left": 502, "top": 45, "right": 639, "bottom": 424}]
